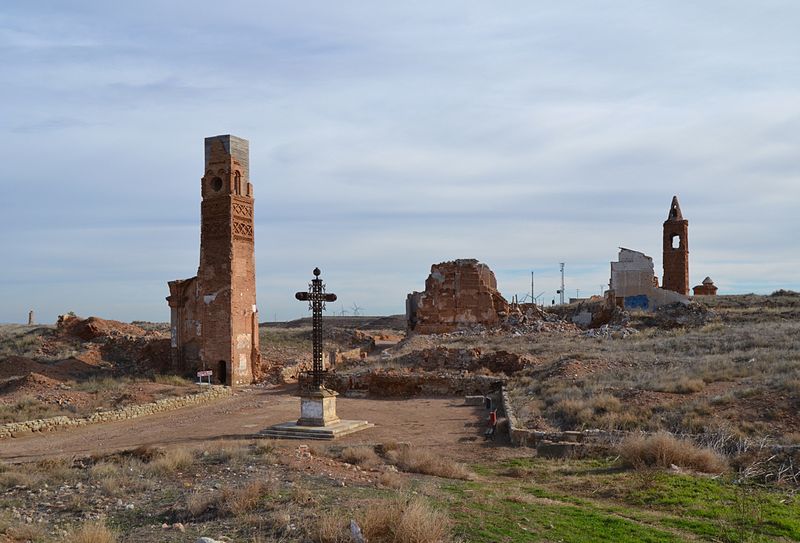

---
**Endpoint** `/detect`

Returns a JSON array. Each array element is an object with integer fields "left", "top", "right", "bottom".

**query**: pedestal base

[
  {"left": 261, "top": 386, "right": 373, "bottom": 440},
  {"left": 297, "top": 388, "right": 340, "bottom": 427},
  {"left": 260, "top": 419, "right": 374, "bottom": 440}
]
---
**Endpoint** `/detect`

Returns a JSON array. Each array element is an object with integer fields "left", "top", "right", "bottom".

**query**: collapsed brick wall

[{"left": 406, "top": 259, "right": 509, "bottom": 334}]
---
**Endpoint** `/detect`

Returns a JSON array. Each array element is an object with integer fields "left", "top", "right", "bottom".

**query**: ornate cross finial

[{"left": 295, "top": 268, "right": 337, "bottom": 389}]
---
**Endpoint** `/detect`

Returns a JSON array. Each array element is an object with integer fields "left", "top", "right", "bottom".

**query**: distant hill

[{"left": 261, "top": 315, "right": 406, "bottom": 330}]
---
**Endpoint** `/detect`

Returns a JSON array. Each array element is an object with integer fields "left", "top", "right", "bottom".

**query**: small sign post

[{"left": 197, "top": 369, "right": 213, "bottom": 385}]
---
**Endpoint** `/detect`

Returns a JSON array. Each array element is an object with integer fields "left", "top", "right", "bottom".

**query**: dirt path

[{"left": 0, "top": 386, "right": 502, "bottom": 463}]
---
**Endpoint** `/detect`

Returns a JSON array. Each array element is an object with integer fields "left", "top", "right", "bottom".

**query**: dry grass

[
  {"left": 144, "top": 446, "right": 194, "bottom": 475},
  {"left": 340, "top": 445, "right": 381, "bottom": 468},
  {"left": 187, "top": 479, "right": 276, "bottom": 519},
  {"left": 0, "top": 470, "right": 35, "bottom": 489},
  {"left": 223, "top": 479, "right": 276, "bottom": 514},
  {"left": 618, "top": 431, "right": 728, "bottom": 474},
  {"left": 64, "top": 520, "right": 117, "bottom": 543},
  {"left": 359, "top": 497, "right": 452, "bottom": 543},
  {"left": 386, "top": 447, "right": 472, "bottom": 480},
  {"left": 4, "top": 522, "right": 48, "bottom": 542},
  {"left": 313, "top": 511, "right": 349, "bottom": 543},
  {"left": 0, "top": 396, "right": 67, "bottom": 423}
]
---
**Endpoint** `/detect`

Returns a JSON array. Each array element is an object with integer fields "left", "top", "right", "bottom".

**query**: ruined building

[
  {"left": 662, "top": 195, "right": 689, "bottom": 295},
  {"left": 693, "top": 277, "right": 718, "bottom": 296},
  {"left": 166, "top": 135, "right": 261, "bottom": 385},
  {"left": 406, "top": 259, "right": 509, "bottom": 334},
  {"left": 609, "top": 248, "right": 688, "bottom": 310}
]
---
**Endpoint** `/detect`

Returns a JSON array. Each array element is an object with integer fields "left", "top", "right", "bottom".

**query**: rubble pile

[
  {"left": 583, "top": 324, "right": 639, "bottom": 339},
  {"left": 396, "top": 347, "right": 535, "bottom": 375},
  {"left": 632, "top": 301, "right": 718, "bottom": 329}
]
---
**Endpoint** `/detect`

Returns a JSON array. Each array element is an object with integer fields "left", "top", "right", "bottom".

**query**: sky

[{"left": 1, "top": 1, "right": 799, "bottom": 323}]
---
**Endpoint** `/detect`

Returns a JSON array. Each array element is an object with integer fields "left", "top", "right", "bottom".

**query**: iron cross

[{"left": 295, "top": 267, "right": 337, "bottom": 389}]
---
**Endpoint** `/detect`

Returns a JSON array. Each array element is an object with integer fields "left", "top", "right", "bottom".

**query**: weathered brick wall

[
  {"left": 167, "top": 135, "right": 260, "bottom": 386},
  {"left": 407, "top": 259, "right": 509, "bottom": 334},
  {"left": 662, "top": 196, "right": 689, "bottom": 296}
]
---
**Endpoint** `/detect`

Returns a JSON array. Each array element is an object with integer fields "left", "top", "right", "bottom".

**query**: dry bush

[
  {"left": 151, "top": 374, "right": 193, "bottom": 386},
  {"left": 252, "top": 440, "right": 277, "bottom": 457},
  {"left": 221, "top": 481, "right": 267, "bottom": 514},
  {"left": 0, "top": 470, "right": 35, "bottom": 489},
  {"left": 35, "top": 457, "right": 77, "bottom": 484},
  {"left": 386, "top": 447, "right": 472, "bottom": 480},
  {"left": 340, "top": 446, "right": 381, "bottom": 468},
  {"left": 4, "top": 522, "right": 48, "bottom": 542},
  {"left": 618, "top": 432, "right": 728, "bottom": 474},
  {"left": 64, "top": 520, "right": 117, "bottom": 543},
  {"left": 359, "top": 497, "right": 451, "bottom": 543},
  {"left": 502, "top": 465, "right": 534, "bottom": 478},
  {"left": 186, "top": 480, "right": 274, "bottom": 520},
  {"left": 654, "top": 377, "right": 705, "bottom": 394},
  {"left": 186, "top": 492, "right": 216, "bottom": 518},
  {"left": 145, "top": 446, "right": 193, "bottom": 474},
  {"left": 378, "top": 470, "right": 406, "bottom": 489},
  {"left": 313, "top": 512, "right": 348, "bottom": 543},
  {"left": 201, "top": 442, "right": 249, "bottom": 464}
]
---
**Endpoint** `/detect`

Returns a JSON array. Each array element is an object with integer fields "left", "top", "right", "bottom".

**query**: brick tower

[
  {"left": 662, "top": 195, "right": 689, "bottom": 296},
  {"left": 167, "top": 135, "right": 261, "bottom": 385}
]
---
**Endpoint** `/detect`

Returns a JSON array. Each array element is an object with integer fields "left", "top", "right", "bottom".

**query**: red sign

[{"left": 197, "top": 370, "right": 213, "bottom": 377}]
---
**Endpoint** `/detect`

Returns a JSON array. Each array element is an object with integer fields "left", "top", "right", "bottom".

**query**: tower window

[
  {"left": 671, "top": 234, "right": 681, "bottom": 249},
  {"left": 210, "top": 177, "right": 223, "bottom": 192}
]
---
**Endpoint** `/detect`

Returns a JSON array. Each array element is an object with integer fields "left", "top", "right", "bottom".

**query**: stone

[
  {"left": 297, "top": 388, "right": 340, "bottom": 427},
  {"left": 662, "top": 195, "right": 690, "bottom": 295},
  {"left": 167, "top": 135, "right": 261, "bottom": 386},
  {"left": 406, "top": 259, "right": 509, "bottom": 334}
]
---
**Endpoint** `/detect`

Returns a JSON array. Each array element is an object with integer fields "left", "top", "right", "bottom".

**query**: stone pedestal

[
  {"left": 261, "top": 386, "right": 373, "bottom": 440},
  {"left": 297, "top": 388, "right": 340, "bottom": 427}
]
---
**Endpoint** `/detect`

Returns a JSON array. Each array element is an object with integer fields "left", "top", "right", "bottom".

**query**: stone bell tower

[
  {"left": 662, "top": 195, "right": 689, "bottom": 296},
  {"left": 167, "top": 135, "right": 261, "bottom": 385}
]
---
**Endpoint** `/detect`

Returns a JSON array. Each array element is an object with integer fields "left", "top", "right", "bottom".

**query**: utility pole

[
  {"left": 576, "top": 288, "right": 580, "bottom": 299},
  {"left": 559, "top": 263, "right": 565, "bottom": 305}
]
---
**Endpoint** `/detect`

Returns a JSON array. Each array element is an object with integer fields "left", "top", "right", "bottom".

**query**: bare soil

[{"left": 0, "top": 386, "right": 500, "bottom": 465}]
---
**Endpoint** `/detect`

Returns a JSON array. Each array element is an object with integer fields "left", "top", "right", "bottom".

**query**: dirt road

[{"left": 0, "top": 386, "right": 496, "bottom": 463}]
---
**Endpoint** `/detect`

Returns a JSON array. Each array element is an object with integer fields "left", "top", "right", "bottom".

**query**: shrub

[
  {"left": 340, "top": 446, "right": 381, "bottom": 468},
  {"left": 386, "top": 447, "right": 471, "bottom": 480},
  {"left": 151, "top": 374, "right": 194, "bottom": 386},
  {"left": 378, "top": 470, "right": 406, "bottom": 489},
  {"left": 313, "top": 511, "right": 349, "bottom": 543},
  {"left": 64, "top": 521, "right": 117, "bottom": 543},
  {"left": 359, "top": 497, "right": 451, "bottom": 543},
  {"left": 145, "top": 446, "right": 193, "bottom": 474},
  {"left": 618, "top": 432, "right": 727, "bottom": 474},
  {"left": 188, "top": 479, "right": 276, "bottom": 519}
]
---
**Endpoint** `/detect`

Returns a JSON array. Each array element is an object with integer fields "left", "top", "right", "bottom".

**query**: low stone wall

[
  {"left": 500, "top": 386, "right": 620, "bottom": 448},
  {"left": 0, "top": 385, "right": 231, "bottom": 439}
]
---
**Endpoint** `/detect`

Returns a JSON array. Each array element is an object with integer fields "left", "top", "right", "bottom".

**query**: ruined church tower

[
  {"left": 167, "top": 135, "right": 260, "bottom": 385},
  {"left": 662, "top": 195, "right": 689, "bottom": 296}
]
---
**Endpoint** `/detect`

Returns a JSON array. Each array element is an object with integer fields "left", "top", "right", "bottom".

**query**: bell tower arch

[{"left": 662, "top": 195, "right": 689, "bottom": 295}]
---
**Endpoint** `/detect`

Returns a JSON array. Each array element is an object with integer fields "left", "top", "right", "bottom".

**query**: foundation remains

[
  {"left": 166, "top": 135, "right": 261, "bottom": 385},
  {"left": 406, "top": 259, "right": 509, "bottom": 334}
]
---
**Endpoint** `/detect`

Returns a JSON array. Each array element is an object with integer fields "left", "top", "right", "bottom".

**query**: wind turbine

[{"left": 352, "top": 303, "right": 364, "bottom": 316}]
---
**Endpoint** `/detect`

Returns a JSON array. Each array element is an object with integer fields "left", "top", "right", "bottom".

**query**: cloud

[{"left": 0, "top": 1, "right": 798, "bottom": 323}]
